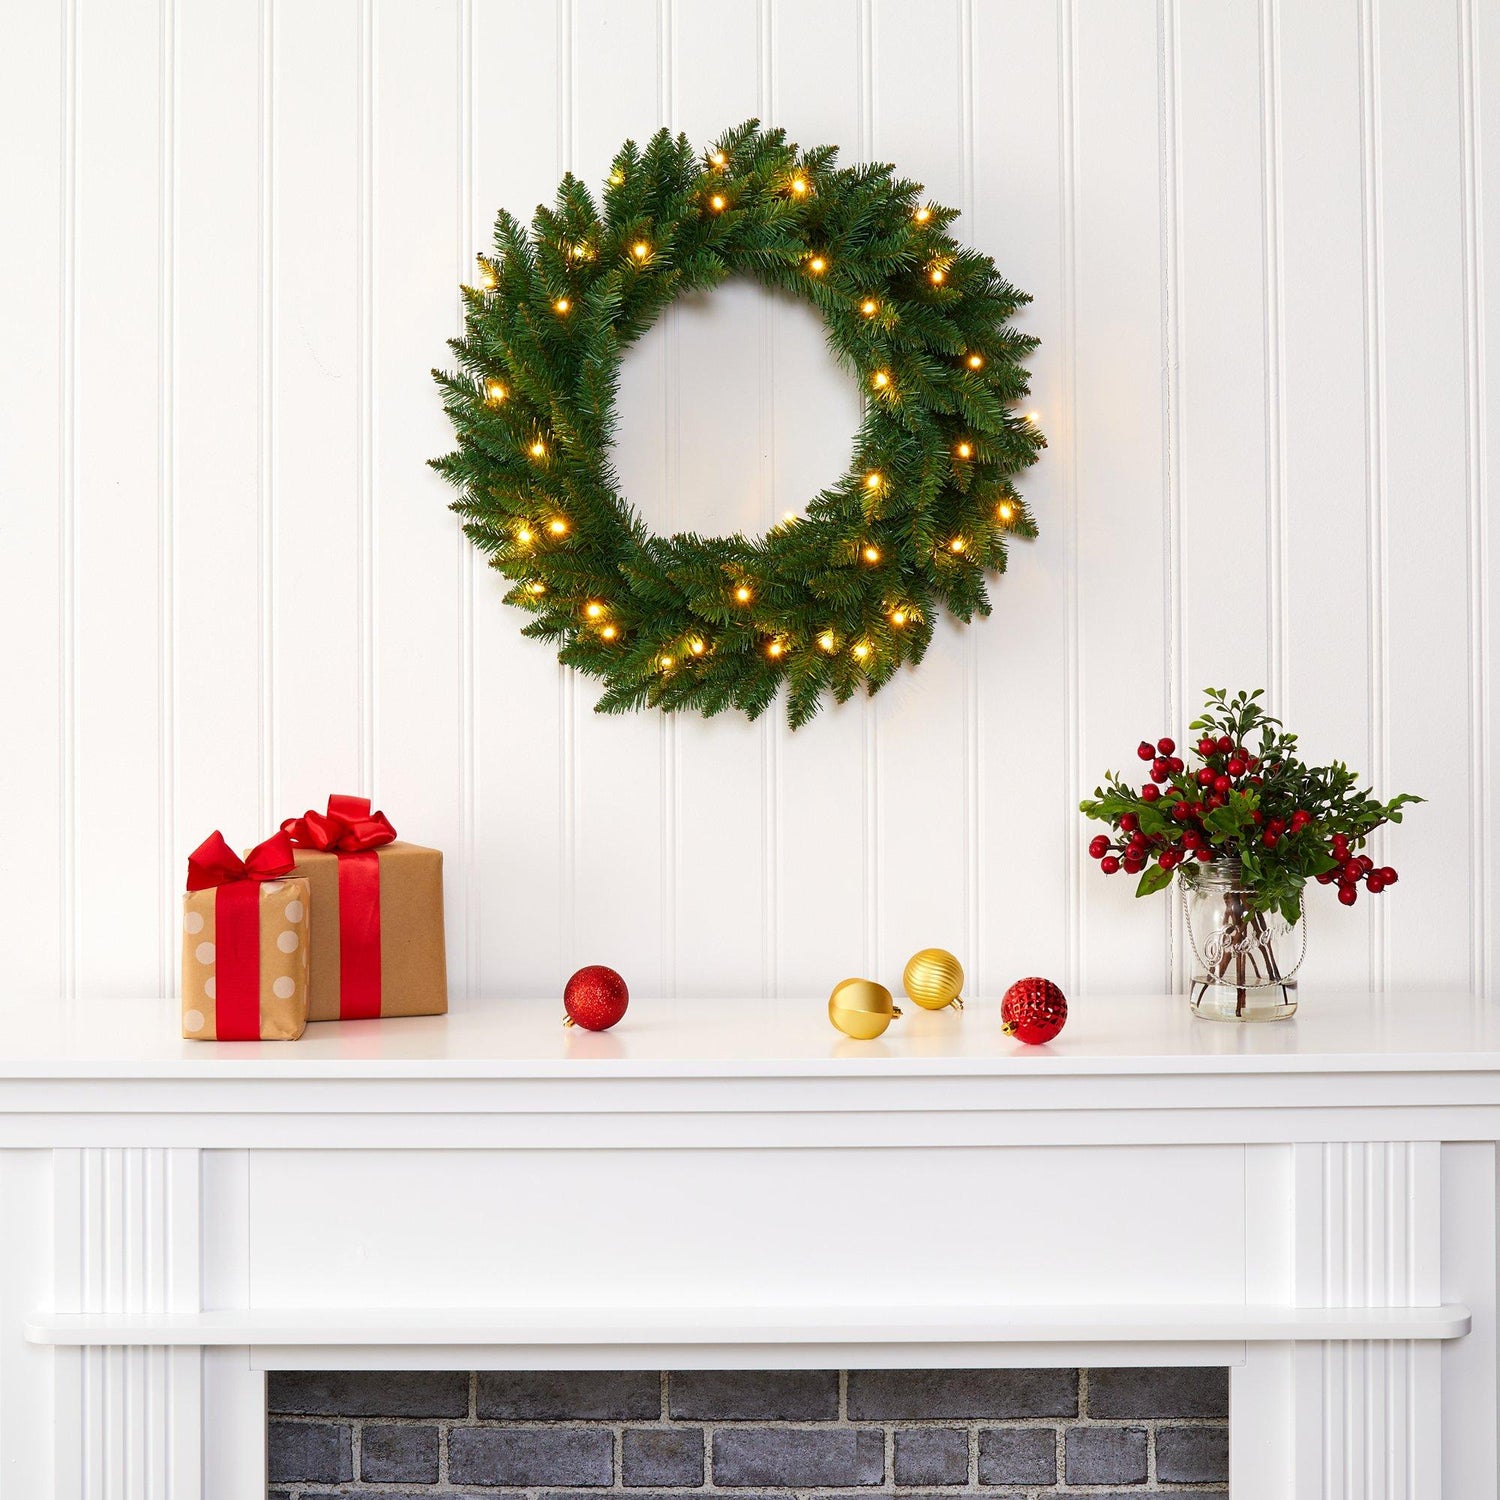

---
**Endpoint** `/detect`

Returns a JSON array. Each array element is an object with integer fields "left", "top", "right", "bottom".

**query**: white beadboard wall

[{"left": 2, "top": 0, "right": 1497, "bottom": 1006}]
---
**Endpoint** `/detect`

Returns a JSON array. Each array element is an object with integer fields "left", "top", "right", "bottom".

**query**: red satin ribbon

[
  {"left": 281, "top": 795, "right": 396, "bottom": 1020},
  {"left": 184, "top": 830, "right": 296, "bottom": 1042}
]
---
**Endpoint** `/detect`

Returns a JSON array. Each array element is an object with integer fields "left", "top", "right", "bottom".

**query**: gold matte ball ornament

[
  {"left": 828, "top": 978, "right": 904, "bottom": 1040},
  {"left": 902, "top": 947, "right": 966, "bottom": 1011}
]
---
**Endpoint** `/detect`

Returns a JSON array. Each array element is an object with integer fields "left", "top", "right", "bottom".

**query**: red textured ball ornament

[
  {"left": 563, "top": 965, "right": 630, "bottom": 1031},
  {"left": 1002, "top": 977, "right": 1068, "bottom": 1045}
]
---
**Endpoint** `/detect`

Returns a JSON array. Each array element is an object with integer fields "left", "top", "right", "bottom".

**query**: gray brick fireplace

[{"left": 267, "top": 1367, "right": 1229, "bottom": 1495}]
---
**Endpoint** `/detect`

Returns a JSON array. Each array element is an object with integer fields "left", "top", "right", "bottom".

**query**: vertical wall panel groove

[
  {"left": 1260, "top": 0, "right": 1288, "bottom": 715},
  {"left": 358, "top": 0, "right": 376, "bottom": 795},
  {"left": 460, "top": 0, "right": 476, "bottom": 1003},
  {"left": 1357, "top": 0, "right": 1389, "bottom": 990},
  {"left": 157, "top": 0, "right": 175, "bottom": 998},
  {"left": 61, "top": 0, "right": 79, "bottom": 1002},
  {"left": 256, "top": 0, "right": 274, "bottom": 831},
  {"left": 1060, "top": 0, "right": 1081, "bottom": 995},
  {"left": 1157, "top": 0, "right": 1183, "bottom": 992},
  {"left": 1459, "top": 0, "right": 1489, "bottom": 996}
]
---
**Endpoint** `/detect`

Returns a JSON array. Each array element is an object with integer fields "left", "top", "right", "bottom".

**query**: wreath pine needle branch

[{"left": 433, "top": 120, "right": 1044, "bottom": 728}]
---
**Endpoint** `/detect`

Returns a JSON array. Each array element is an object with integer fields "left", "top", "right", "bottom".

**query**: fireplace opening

[{"left": 267, "top": 1367, "right": 1229, "bottom": 1494}]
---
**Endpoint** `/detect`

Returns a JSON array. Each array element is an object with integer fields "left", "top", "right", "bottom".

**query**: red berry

[
  {"left": 1290, "top": 810, "right": 1310, "bottom": 832},
  {"left": 1197, "top": 737, "right": 1216, "bottom": 757},
  {"left": 1123, "top": 855, "right": 1145, "bottom": 874},
  {"left": 1227, "top": 758, "right": 1246, "bottom": 777},
  {"left": 1379, "top": 867, "right": 1398, "bottom": 884},
  {"left": 1216, "top": 735, "right": 1233, "bottom": 753},
  {"left": 1251, "top": 810, "right": 1264, "bottom": 824},
  {"left": 1171, "top": 802, "right": 1190, "bottom": 822},
  {"left": 1262, "top": 830, "right": 1279, "bottom": 849},
  {"left": 1167, "top": 756, "right": 1184, "bottom": 774},
  {"left": 1358, "top": 855, "right": 1374, "bottom": 874},
  {"left": 1338, "top": 884, "right": 1358, "bottom": 906},
  {"left": 1157, "top": 737, "right": 1176, "bottom": 756},
  {"left": 1268, "top": 818, "right": 1285, "bottom": 835},
  {"left": 1150, "top": 764, "right": 1168, "bottom": 783},
  {"left": 1120, "top": 813, "right": 1139, "bottom": 832},
  {"left": 1141, "top": 785, "right": 1160, "bottom": 802},
  {"left": 1315, "top": 870, "right": 1334, "bottom": 884},
  {"left": 1366, "top": 874, "right": 1386, "bottom": 893},
  {"left": 1182, "top": 829, "right": 1199, "bottom": 848},
  {"left": 1195, "top": 847, "right": 1213, "bottom": 861},
  {"left": 1197, "top": 767, "right": 1215, "bottom": 787},
  {"left": 1213, "top": 774, "right": 1231, "bottom": 794},
  {"left": 1332, "top": 835, "right": 1349, "bottom": 859},
  {"left": 1089, "top": 834, "right": 1109, "bottom": 858},
  {"left": 1137, "top": 741, "right": 1156, "bottom": 761},
  {"left": 1159, "top": 849, "right": 1179, "bottom": 869},
  {"left": 1208, "top": 792, "right": 1226, "bottom": 808},
  {"left": 1100, "top": 856, "right": 1120, "bottom": 874},
  {"left": 1343, "top": 859, "right": 1362, "bottom": 882}
]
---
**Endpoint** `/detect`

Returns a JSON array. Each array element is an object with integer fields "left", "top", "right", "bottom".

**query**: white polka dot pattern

[
  {"left": 195, "top": 941, "right": 216, "bottom": 965},
  {"left": 272, "top": 976, "right": 296, "bottom": 1000},
  {"left": 277, "top": 930, "right": 299, "bottom": 953},
  {"left": 183, "top": 910, "right": 204, "bottom": 935}
]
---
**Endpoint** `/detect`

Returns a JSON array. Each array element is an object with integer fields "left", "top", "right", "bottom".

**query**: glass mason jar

[{"left": 1181, "top": 858, "right": 1304, "bottom": 1021}]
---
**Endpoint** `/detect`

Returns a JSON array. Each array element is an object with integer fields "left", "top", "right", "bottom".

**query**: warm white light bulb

[
  {"left": 549, "top": 517, "right": 568, "bottom": 535},
  {"left": 767, "top": 639, "right": 783, "bottom": 658},
  {"left": 734, "top": 585, "right": 753, "bottom": 604},
  {"left": 632, "top": 241, "right": 650, "bottom": 259},
  {"left": 601, "top": 624, "right": 618, "bottom": 640},
  {"left": 485, "top": 381, "right": 508, "bottom": 404},
  {"left": 860, "top": 298, "right": 878, "bottom": 317},
  {"left": 516, "top": 526, "right": 533, "bottom": 545},
  {"left": 872, "top": 371, "right": 890, "bottom": 390},
  {"left": 791, "top": 176, "right": 809, "bottom": 195},
  {"left": 819, "top": 631, "right": 836, "bottom": 652},
  {"left": 659, "top": 654, "right": 674, "bottom": 669},
  {"left": 966, "top": 353, "right": 984, "bottom": 370},
  {"left": 529, "top": 440, "right": 547, "bottom": 458},
  {"left": 864, "top": 472, "right": 882, "bottom": 490},
  {"left": 997, "top": 501, "right": 1015, "bottom": 523},
  {"left": 585, "top": 601, "right": 603, "bottom": 618},
  {"left": 914, "top": 206, "right": 931, "bottom": 223},
  {"left": 862, "top": 544, "right": 881, "bottom": 564},
  {"left": 949, "top": 536, "right": 966, "bottom": 553},
  {"left": 930, "top": 266, "right": 946, "bottom": 285},
  {"left": 710, "top": 194, "right": 726, "bottom": 211},
  {"left": 553, "top": 297, "right": 571, "bottom": 314},
  {"left": 710, "top": 149, "right": 727, "bottom": 167},
  {"left": 956, "top": 441, "right": 972, "bottom": 459},
  {"left": 689, "top": 637, "right": 706, "bottom": 656},
  {"left": 853, "top": 642, "right": 869, "bottom": 660},
  {"left": 808, "top": 255, "right": 827, "bottom": 275},
  {"left": 610, "top": 170, "right": 625, "bottom": 185},
  {"left": 891, "top": 609, "right": 907, "bottom": 627}
]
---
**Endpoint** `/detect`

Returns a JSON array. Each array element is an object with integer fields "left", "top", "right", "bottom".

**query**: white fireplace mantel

[{"left": 0, "top": 988, "right": 1497, "bottom": 1497}]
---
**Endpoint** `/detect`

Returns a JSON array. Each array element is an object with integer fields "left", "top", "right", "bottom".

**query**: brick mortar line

[{"left": 270, "top": 1413, "right": 1228, "bottom": 1428}]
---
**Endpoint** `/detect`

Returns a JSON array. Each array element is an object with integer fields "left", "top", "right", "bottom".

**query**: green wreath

[{"left": 432, "top": 120, "right": 1044, "bottom": 728}]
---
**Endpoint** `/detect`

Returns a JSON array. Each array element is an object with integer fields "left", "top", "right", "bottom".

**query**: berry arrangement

[{"left": 1080, "top": 688, "right": 1420, "bottom": 924}]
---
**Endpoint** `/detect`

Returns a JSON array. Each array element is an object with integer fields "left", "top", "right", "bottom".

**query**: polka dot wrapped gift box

[{"left": 181, "top": 829, "right": 311, "bottom": 1041}]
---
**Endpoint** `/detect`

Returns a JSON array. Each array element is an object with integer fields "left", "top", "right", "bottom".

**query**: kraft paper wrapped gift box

[
  {"left": 180, "top": 831, "right": 311, "bottom": 1041},
  {"left": 281, "top": 795, "right": 448, "bottom": 1022}
]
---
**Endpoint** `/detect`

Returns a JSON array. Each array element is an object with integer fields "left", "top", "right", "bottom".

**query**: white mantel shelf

[
  {"left": 3, "top": 989, "right": 1498, "bottom": 1498},
  {"left": 9, "top": 987, "right": 1500, "bottom": 1077}
]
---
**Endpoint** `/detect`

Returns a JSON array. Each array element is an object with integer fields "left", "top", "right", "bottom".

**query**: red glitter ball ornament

[
  {"left": 1002, "top": 977, "right": 1068, "bottom": 1045},
  {"left": 563, "top": 965, "right": 630, "bottom": 1031}
]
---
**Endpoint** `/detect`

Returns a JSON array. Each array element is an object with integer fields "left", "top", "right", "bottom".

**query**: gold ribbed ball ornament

[
  {"left": 827, "top": 978, "right": 903, "bottom": 1040},
  {"left": 902, "top": 947, "right": 966, "bottom": 1011}
]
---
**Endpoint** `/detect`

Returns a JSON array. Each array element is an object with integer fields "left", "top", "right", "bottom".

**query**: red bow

[
  {"left": 186, "top": 829, "right": 297, "bottom": 891},
  {"left": 281, "top": 794, "right": 397, "bottom": 853}
]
